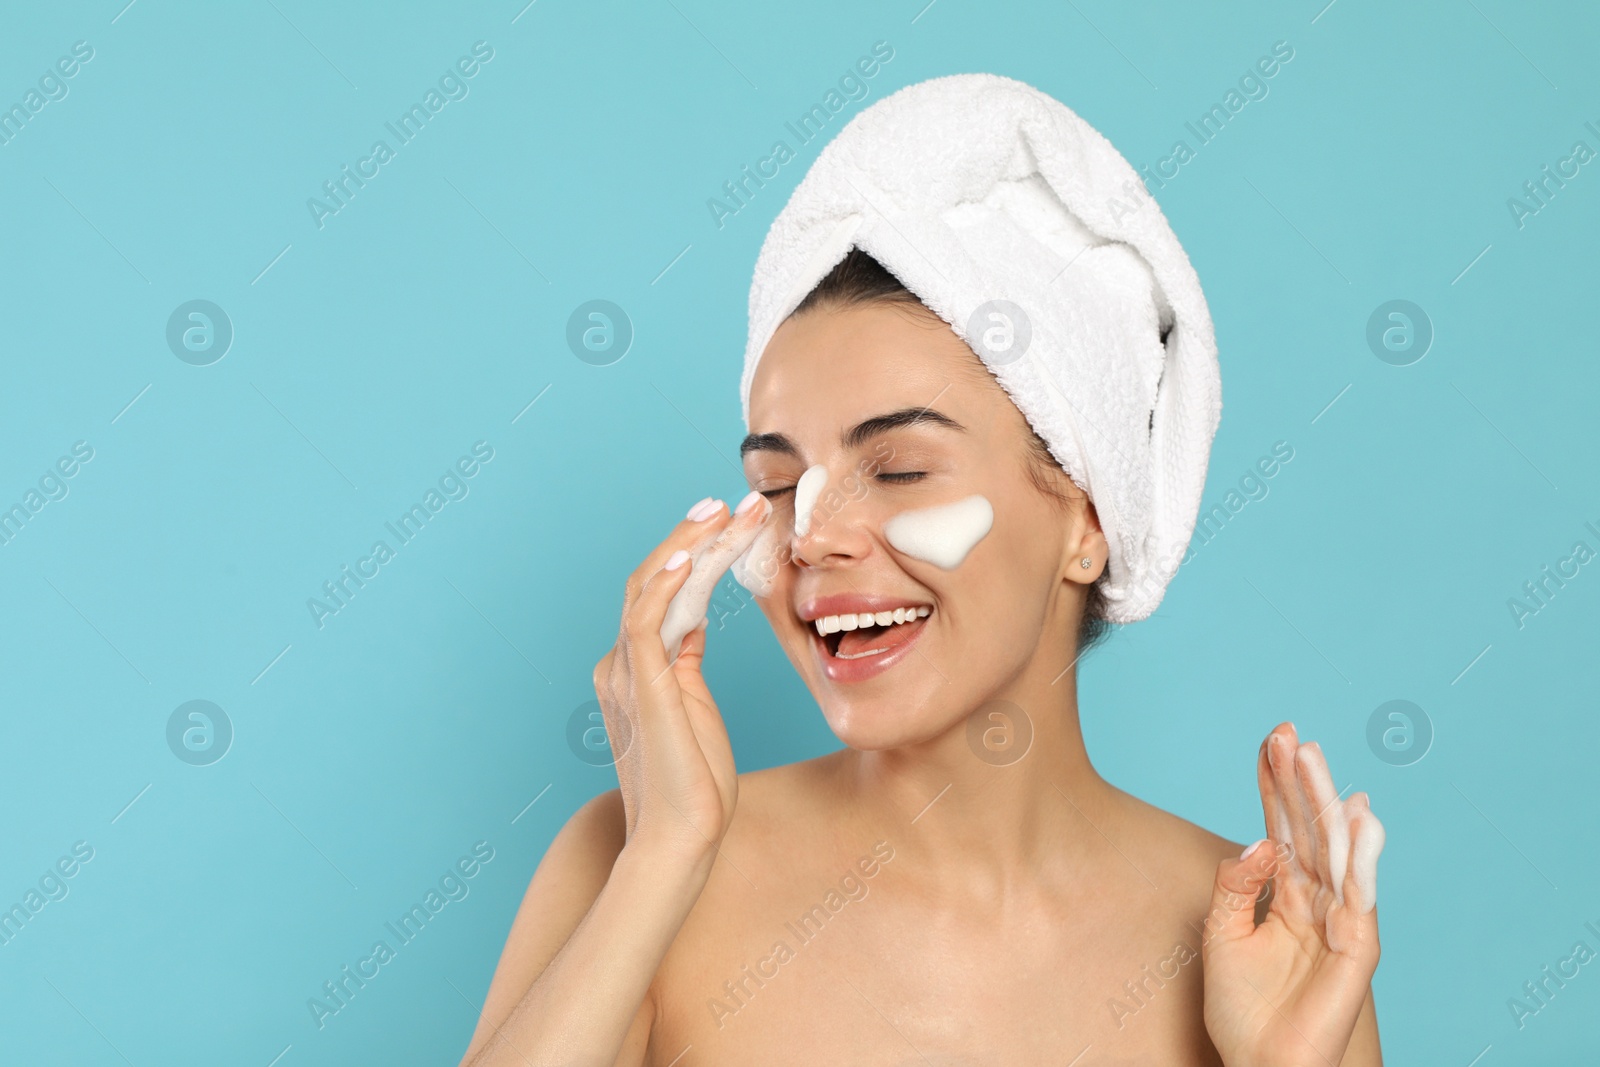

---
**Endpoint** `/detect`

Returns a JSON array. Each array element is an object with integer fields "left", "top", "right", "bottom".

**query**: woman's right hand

[
  {"left": 592, "top": 491, "right": 775, "bottom": 870},
  {"left": 458, "top": 494, "right": 777, "bottom": 1067}
]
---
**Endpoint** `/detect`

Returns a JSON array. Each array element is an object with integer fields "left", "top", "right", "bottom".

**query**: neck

[{"left": 828, "top": 656, "right": 1119, "bottom": 890}]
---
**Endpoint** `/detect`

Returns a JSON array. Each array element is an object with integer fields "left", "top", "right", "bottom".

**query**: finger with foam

[
  {"left": 734, "top": 463, "right": 825, "bottom": 598},
  {"left": 660, "top": 495, "right": 774, "bottom": 659}
]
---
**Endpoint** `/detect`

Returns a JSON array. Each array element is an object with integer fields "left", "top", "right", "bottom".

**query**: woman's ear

[{"left": 1064, "top": 497, "right": 1108, "bottom": 585}]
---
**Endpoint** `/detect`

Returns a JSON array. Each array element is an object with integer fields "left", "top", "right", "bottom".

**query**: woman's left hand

[{"left": 1201, "top": 722, "right": 1386, "bottom": 1067}]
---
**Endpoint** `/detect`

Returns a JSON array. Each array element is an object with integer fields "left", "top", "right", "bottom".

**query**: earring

[{"left": 1079, "top": 557, "right": 1092, "bottom": 570}]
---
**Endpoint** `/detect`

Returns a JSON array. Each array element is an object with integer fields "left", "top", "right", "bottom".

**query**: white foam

[
  {"left": 793, "top": 464, "right": 828, "bottom": 537},
  {"left": 731, "top": 517, "right": 785, "bottom": 597},
  {"left": 1348, "top": 800, "right": 1385, "bottom": 914},
  {"left": 660, "top": 501, "right": 771, "bottom": 659},
  {"left": 883, "top": 495, "right": 994, "bottom": 569},
  {"left": 1297, "top": 743, "right": 1349, "bottom": 906}
]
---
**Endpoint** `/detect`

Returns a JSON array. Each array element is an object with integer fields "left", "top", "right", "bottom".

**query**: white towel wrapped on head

[{"left": 739, "top": 72, "right": 1221, "bottom": 623}]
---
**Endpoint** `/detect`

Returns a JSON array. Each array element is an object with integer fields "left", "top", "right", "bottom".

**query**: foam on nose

[
  {"left": 883, "top": 495, "right": 994, "bottom": 569},
  {"left": 793, "top": 464, "right": 828, "bottom": 537}
]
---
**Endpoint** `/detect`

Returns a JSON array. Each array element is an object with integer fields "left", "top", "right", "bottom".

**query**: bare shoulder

[
  {"left": 551, "top": 786, "right": 628, "bottom": 868},
  {"left": 722, "top": 752, "right": 840, "bottom": 839},
  {"left": 459, "top": 788, "right": 638, "bottom": 1064},
  {"left": 490, "top": 790, "right": 628, "bottom": 986},
  {"left": 543, "top": 761, "right": 821, "bottom": 887},
  {"left": 1108, "top": 784, "right": 1244, "bottom": 897},
  {"left": 562, "top": 756, "right": 827, "bottom": 854}
]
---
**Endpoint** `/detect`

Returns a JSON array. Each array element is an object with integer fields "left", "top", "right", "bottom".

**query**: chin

[
  {"left": 776, "top": 615, "right": 1033, "bottom": 750},
  {"left": 817, "top": 696, "right": 968, "bottom": 753}
]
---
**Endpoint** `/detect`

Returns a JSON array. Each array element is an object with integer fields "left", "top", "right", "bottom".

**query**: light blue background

[{"left": 2, "top": 0, "right": 1596, "bottom": 1062}]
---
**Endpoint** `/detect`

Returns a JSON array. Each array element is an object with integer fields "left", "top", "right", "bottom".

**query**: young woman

[{"left": 459, "top": 77, "right": 1385, "bottom": 1067}]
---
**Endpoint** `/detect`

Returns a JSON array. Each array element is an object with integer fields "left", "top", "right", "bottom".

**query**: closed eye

[{"left": 759, "top": 471, "right": 926, "bottom": 499}]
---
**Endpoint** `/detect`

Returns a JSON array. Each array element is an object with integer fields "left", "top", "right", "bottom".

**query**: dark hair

[
  {"left": 792, "top": 245, "right": 931, "bottom": 316},
  {"left": 789, "top": 246, "right": 1114, "bottom": 661}
]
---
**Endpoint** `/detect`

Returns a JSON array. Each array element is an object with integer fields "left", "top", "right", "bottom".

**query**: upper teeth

[{"left": 813, "top": 606, "right": 930, "bottom": 637}]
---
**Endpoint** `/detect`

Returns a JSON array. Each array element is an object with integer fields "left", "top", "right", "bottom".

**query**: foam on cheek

[
  {"left": 883, "top": 495, "right": 993, "bottom": 569},
  {"left": 793, "top": 464, "right": 828, "bottom": 536}
]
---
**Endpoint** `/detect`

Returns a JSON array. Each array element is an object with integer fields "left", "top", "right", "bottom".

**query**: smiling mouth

[{"left": 813, "top": 607, "right": 931, "bottom": 660}]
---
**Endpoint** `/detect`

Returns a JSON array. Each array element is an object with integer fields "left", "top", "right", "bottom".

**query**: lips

[
  {"left": 797, "top": 592, "right": 933, "bottom": 623},
  {"left": 828, "top": 611, "right": 926, "bottom": 657},
  {"left": 797, "top": 593, "right": 933, "bottom": 684}
]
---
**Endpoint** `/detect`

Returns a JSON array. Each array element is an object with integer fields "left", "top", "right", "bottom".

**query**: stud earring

[{"left": 1079, "top": 557, "right": 1092, "bottom": 569}]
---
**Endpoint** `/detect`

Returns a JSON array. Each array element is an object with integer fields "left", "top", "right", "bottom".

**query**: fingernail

[
  {"left": 1240, "top": 839, "right": 1267, "bottom": 861},
  {"left": 735, "top": 490, "right": 764, "bottom": 515},
  {"left": 664, "top": 549, "right": 690, "bottom": 571},
  {"left": 687, "top": 497, "right": 720, "bottom": 521}
]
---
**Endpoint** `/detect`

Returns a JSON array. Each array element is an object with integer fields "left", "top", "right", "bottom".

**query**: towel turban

[{"left": 739, "top": 72, "right": 1221, "bottom": 623}]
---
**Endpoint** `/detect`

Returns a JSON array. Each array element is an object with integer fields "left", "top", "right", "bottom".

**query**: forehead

[{"left": 747, "top": 302, "right": 994, "bottom": 434}]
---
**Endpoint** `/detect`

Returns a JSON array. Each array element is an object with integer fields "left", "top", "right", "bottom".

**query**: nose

[{"left": 789, "top": 464, "right": 871, "bottom": 569}]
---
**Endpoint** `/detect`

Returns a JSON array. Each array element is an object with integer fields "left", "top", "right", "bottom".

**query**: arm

[
  {"left": 457, "top": 792, "right": 714, "bottom": 1066},
  {"left": 457, "top": 493, "right": 775, "bottom": 1066},
  {"left": 1343, "top": 990, "right": 1381, "bottom": 1065}
]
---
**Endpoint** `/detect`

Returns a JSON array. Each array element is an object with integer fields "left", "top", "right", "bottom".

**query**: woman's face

[{"left": 743, "top": 300, "right": 1103, "bottom": 750}]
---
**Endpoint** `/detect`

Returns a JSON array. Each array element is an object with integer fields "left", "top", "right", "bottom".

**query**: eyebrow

[{"left": 739, "top": 407, "right": 967, "bottom": 460}]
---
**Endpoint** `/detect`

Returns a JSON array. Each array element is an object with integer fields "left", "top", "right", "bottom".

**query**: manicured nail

[
  {"left": 687, "top": 497, "right": 720, "bottom": 521},
  {"left": 664, "top": 549, "right": 690, "bottom": 571},
  {"left": 1240, "top": 839, "right": 1267, "bottom": 861},
  {"left": 735, "top": 490, "right": 764, "bottom": 515}
]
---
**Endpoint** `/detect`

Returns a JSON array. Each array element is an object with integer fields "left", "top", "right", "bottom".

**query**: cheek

[
  {"left": 882, "top": 495, "right": 993, "bottom": 569},
  {"left": 924, "top": 495, "right": 1055, "bottom": 651},
  {"left": 947, "top": 547, "right": 1055, "bottom": 685}
]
